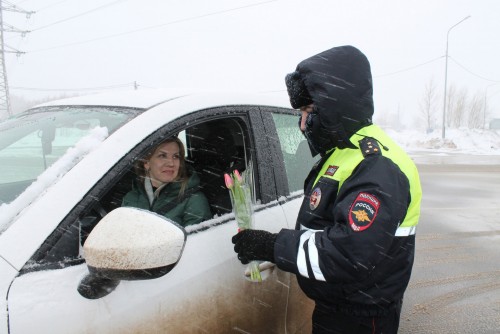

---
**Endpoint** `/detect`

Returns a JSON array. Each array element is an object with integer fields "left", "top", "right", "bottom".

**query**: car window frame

[
  {"left": 257, "top": 106, "right": 311, "bottom": 198},
  {"left": 265, "top": 108, "right": 319, "bottom": 195},
  {"left": 20, "top": 105, "right": 282, "bottom": 274}
]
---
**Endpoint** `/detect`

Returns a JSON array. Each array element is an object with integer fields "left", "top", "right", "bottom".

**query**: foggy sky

[{"left": 4, "top": 0, "right": 500, "bottom": 126}]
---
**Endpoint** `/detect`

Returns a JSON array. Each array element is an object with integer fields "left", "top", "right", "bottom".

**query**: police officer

[{"left": 232, "top": 45, "right": 422, "bottom": 333}]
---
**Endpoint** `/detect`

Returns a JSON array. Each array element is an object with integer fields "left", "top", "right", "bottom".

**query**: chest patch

[
  {"left": 349, "top": 192, "right": 380, "bottom": 232},
  {"left": 309, "top": 187, "right": 322, "bottom": 210},
  {"left": 325, "top": 165, "right": 339, "bottom": 176}
]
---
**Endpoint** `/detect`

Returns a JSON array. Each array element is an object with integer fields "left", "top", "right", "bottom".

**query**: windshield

[{"left": 0, "top": 105, "right": 142, "bottom": 210}]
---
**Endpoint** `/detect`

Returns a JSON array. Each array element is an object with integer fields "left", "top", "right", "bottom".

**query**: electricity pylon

[
  {"left": 0, "top": 1, "right": 31, "bottom": 119},
  {"left": 0, "top": 3, "right": 11, "bottom": 119}
]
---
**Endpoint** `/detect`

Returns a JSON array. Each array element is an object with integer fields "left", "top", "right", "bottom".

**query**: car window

[
  {"left": 186, "top": 118, "right": 251, "bottom": 216},
  {"left": 22, "top": 114, "right": 256, "bottom": 273},
  {"left": 271, "top": 113, "right": 318, "bottom": 192},
  {"left": 0, "top": 106, "right": 141, "bottom": 207}
]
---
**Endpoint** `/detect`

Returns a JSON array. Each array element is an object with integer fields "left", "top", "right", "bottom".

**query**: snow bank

[{"left": 385, "top": 128, "right": 500, "bottom": 155}]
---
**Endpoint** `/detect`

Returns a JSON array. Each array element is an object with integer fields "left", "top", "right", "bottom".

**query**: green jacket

[{"left": 122, "top": 170, "right": 212, "bottom": 227}]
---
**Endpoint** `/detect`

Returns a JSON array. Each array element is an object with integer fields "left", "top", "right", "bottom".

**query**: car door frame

[
  {"left": 6, "top": 104, "right": 298, "bottom": 333},
  {"left": 257, "top": 106, "right": 317, "bottom": 333}
]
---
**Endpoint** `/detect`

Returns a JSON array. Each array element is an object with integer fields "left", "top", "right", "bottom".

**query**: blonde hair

[{"left": 135, "top": 137, "right": 190, "bottom": 198}]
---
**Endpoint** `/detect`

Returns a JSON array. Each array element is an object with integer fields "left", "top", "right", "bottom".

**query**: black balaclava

[{"left": 285, "top": 45, "right": 374, "bottom": 157}]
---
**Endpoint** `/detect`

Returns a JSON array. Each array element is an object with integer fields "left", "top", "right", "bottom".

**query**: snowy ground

[{"left": 386, "top": 128, "right": 500, "bottom": 156}]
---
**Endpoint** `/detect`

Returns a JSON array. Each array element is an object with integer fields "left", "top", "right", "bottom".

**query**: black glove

[{"left": 232, "top": 229, "right": 277, "bottom": 264}]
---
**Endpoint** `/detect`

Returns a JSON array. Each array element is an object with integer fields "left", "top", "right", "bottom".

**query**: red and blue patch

[
  {"left": 349, "top": 192, "right": 380, "bottom": 232},
  {"left": 325, "top": 165, "right": 339, "bottom": 176},
  {"left": 309, "top": 187, "right": 322, "bottom": 210}
]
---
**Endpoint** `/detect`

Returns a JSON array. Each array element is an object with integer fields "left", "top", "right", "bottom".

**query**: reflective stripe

[
  {"left": 308, "top": 233, "right": 326, "bottom": 281},
  {"left": 297, "top": 230, "right": 314, "bottom": 277},
  {"left": 395, "top": 225, "right": 416, "bottom": 237},
  {"left": 297, "top": 226, "right": 326, "bottom": 281}
]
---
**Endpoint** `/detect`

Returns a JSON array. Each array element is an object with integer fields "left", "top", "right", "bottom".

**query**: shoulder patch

[
  {"left": 359, "top": 137, "right": 381, "bottom": 157},
  {"left": 309, "top": 187, "right": 322, "bottom": 210},
  {"left": 349, "top": 192, "right": 380, "bottom": 232}
]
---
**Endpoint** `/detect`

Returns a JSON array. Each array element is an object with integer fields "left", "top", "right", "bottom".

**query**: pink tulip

[
  {"left": 224, "top": 173, "right": 234, "bottom": 189},
  {"left": 222, "top": 170, "right": 261, "bottom": 281},
  {"left": 233, "top": 169, "right": 242, "bottom": 183}
]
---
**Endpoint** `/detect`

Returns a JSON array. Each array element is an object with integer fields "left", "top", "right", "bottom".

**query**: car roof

[{"left": 34, "top": 89, "right": 292, "bottom": 110}]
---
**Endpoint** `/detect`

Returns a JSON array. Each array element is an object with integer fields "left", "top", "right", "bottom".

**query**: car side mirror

[{"left": 77, "top": 207, "right": 186, "bottom": 299}]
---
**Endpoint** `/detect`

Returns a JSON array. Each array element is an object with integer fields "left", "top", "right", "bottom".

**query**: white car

[{"left": 0, "top": 90, "right": 317, "bottom": 333}]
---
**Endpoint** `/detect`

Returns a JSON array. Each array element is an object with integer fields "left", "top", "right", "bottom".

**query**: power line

[
  {"left": 26, "top": 0, "right": 277, "bottom": 53},
  {"left": 31, "top": 0, "right": 130, "bottom": 31},
  {"left": 1, "top": 44, "right": 25, "bottom": 55},
  {"left": 449, "top": 56, "right": 500, "bottom": 83},
  {"left": 34, "top": 0, "right": 75, "bottom": 13},
  {"left": 2, "top": 0, "right": 33, "bottom": 16},
  {"left": 9, "top": 0, "right": 74, "bottom": 12},
  {"left": 374, "top": 56, "right": 444, "bottom": 78},
  {"left": 373, "top": 53, "right": 500, "bottom": 84},
  {"left": 8, "top": 0, "right": 74, "bottom": 13}
]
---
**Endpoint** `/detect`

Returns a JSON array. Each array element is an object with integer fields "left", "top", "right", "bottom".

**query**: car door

[
  {"left": 259, "top": 107, "right": 319, "bottom": 333},
  {"left": 6, "top": 106, "right": 295, "bottom": 334}
]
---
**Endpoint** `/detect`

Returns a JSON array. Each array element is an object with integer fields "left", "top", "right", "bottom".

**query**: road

[{"left": 399, "top": 156, "right": 500, "bottom": 333}]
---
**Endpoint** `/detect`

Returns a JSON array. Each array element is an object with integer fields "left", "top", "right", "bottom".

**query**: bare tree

[
  {"left": 373, "top": 108, "right": 392, "bottom": 128},
  {"left": 447, "top": 85, "right": 467, "bottom": 128},
  {"left": 419, "top": 78, "right": 439, "bottom": 132},
  {"left": 441, "top": 83, "right": 493, "bottom": 130},
  {"left": 454, "top": 88, "right": 468, "bottom": 128},
  {"left": 467, "top": 91, "right": 484, "bottom": 129}
]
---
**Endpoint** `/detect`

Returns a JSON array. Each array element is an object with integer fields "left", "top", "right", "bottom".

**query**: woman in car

[{"left": 122, "top": 137, "right": 212, "bottom": 227}]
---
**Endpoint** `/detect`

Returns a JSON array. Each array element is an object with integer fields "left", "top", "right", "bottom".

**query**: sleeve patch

[
  {"left": 349, "top": 192, "right": 380, "bottom": 232},
  {"left": 309, "top": 187, "right": 322, "bottom": 210}
]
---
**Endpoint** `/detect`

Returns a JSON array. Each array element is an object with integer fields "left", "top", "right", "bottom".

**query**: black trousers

[{"left": 311, "top": 299, "right": 403, "bottom": 334}]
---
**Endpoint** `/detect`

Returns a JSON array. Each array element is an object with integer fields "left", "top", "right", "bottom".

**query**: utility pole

[
  {"left": 0, "top": 0, "right": 32, "bottom": 119},
  {"left": 441, "top": 15, "right": 471, "bottom": 139}
]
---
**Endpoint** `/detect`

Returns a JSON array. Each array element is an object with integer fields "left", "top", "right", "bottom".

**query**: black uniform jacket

[{"left": 275, "top": 138, "right": 419, "bottom": 316}]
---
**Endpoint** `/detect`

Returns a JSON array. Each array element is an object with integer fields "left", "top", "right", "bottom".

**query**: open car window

[
  {"left": 22, "top": 114, "right": 255, "bottom": 273},
  {"left": 186, "top": 118, "right": 251, "bottom": 216}
]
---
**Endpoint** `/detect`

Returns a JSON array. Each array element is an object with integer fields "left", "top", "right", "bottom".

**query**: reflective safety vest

[{"left": 312, "top": 124, "right": 422, "bottom": 236}]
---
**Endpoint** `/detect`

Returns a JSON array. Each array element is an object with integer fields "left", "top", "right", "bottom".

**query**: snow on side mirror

[{"left": 77, "top": 207, "right": 186, "bottom": 299}]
